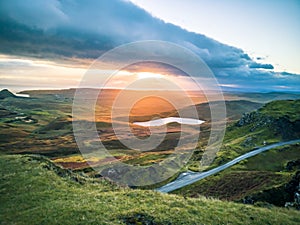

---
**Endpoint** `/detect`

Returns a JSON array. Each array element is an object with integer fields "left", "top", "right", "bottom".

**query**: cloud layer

[{"left": 0, "top": 0, "right": 299, "bottom": 92}]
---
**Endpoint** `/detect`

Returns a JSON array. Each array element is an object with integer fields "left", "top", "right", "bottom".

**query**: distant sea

[{"left": 0, "top": 85, "right": 73, "bottom": 93}]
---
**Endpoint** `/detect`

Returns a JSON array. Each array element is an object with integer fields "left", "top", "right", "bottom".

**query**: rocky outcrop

[
  {"left": 121, "top": 213, "right": 168, "bottom": 225},
  {"left": 242, "top": 171, "right": 300, "bottom": 210},
  {"left": 284, "top": 171, "right": 300, "bottom": 210},
  {"left": 237, "top": 111, "right": 300, "bottom": 140},
  {"left": 286, "top": 159, "right": 300, "bottom": 171},
  {"left": 237, "top": 111, "right": 274, "bottom": 132}
]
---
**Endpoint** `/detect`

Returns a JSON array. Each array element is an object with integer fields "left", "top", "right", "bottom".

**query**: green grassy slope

[
  {"left": 175, "top": 100, "right": 300, "bottom": 206},
  {"left": 1, "top": 154, "right": 300, "bottom": 225},
  {"left": 213, "top": 99, "right": 300, "bottom": 166},
  {"left": 174, "top": 144, "right": 300, "bottom": 202}
]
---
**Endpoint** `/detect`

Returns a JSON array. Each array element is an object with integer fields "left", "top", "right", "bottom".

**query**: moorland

[{"left": 1, "top": 88, "right": 300, "bottom": 224}]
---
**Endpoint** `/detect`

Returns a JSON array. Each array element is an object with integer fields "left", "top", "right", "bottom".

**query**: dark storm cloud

[
  {"left": 249, "top": 62, "right": 274, "bottom": 69},
  {"left": 217, "top": 68, "right": 300, "bottom": 92},
  {"left": 0, "top": 0, "right": 250, "bottom": 67},
  {"left": 0, "top": 0, "right": 299, "bottom": 91},
  {"left": 0, "top": 0, "right": 68, "bottom": 29}
]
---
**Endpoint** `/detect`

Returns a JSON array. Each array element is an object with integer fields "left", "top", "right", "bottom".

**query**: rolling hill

[
  {"left": 175, "top": 99, "right": 300, "bottom": 208},
  {"left": 1, "top": 154, "right": 299, "bottom": 225}
]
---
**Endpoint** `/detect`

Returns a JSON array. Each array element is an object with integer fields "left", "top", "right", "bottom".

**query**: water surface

[{"left": 133, "top": 117, "right": 205, "bottom": 127}]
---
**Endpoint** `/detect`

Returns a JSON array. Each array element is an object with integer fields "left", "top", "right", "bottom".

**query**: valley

[
  {"left": 1, "top": 0, "right": 299, "bottom": 224},
  {"left": 1, "top": 88, "right": 300, "bottom": 224}
]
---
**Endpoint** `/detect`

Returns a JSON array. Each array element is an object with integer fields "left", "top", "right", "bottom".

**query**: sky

[
  {"left": 130, "top": 0, "right": 300, "bottom": 74},
  {"left": 0, "top": 0, "right": 299, "bottom": 92}
]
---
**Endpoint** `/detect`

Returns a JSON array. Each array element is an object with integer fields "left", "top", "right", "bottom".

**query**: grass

[
  {"left": 259, "top": 99, "right": 300, "bottom": 122},
  {"left": 173, "top": 169, "right": 291, "bottom": 200},
  {"left": 237, "top": 144, "right": 300, "bottom": 172},
  {"left": 207, "top": 99, "right": 300, "bottom": 168},
  {"left": 173, "top": 144, "right": 300, "bottom": 203},
  {"left": 124, "top": 153, "right": 171, "bottom": 166},
  {"left": 1, "top": 91, "right": 300, "bottom": 221},
  {"left": 2, "top": 91, "right": 297, "bottom": 174},
  {"left": 1, "top": 154, "right": 300, "bottom": 225}
]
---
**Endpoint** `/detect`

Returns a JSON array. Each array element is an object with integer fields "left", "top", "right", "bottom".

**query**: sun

[{"left": 137, "top": 72, "right": 163, "bottom": 80}]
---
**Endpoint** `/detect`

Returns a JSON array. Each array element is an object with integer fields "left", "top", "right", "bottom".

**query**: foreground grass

[{"left": 1, "top": 154, "right": 300, "bottom": 225}]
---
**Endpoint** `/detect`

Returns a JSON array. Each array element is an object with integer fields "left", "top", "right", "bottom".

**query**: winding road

[{"left": 156, "top": 139, "right": 300, "bottom": 193}]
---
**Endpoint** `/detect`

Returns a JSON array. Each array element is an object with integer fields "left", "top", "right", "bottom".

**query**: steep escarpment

[
  {"left": 175, "top": 99, "right": 300, "bottom": 209},
  {"left": 237, "top": 99, "right": 300, "bottom": 140},
  {"left": 215, "top": 99, "right": 300, "bottom": 165}
]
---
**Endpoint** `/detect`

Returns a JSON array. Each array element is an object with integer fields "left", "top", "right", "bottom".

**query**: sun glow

[{"left": 137, "top": 72, "right": 164, "bottom": 80}]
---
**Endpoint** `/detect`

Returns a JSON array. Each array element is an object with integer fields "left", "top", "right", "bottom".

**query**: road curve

[{"left": 156, "top": 139, "right": 300, "bottom": 193}]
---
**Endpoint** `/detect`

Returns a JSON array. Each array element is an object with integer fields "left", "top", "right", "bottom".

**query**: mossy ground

[{"left": 1, "top": 154, "right": 300, "bottom": 225}]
